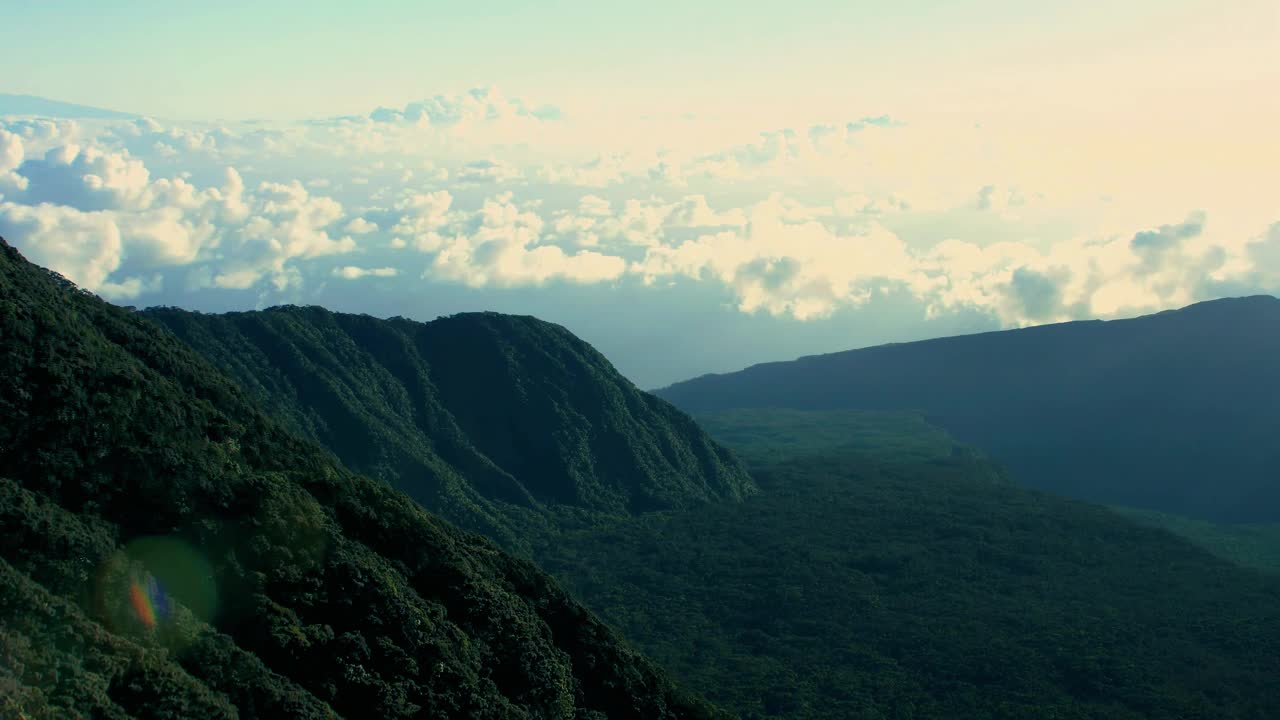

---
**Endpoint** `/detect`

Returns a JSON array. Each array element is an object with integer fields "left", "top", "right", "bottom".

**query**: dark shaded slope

[
  {"left": 143, "top": 305, "right": 753, "bottom": 550},
  {"left": 0, "top": 237, "right": 728, "bottom": 720},
  {"left": 656, "top": 297, "right": 1280, "bottom": 522},
  {"left": 538, "top": 409, "right": 1280, "bottom": 719}
]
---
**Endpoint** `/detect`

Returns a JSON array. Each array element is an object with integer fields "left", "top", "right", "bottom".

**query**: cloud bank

[{"left": 0, "top": 90, "right": 1275, "bottom": 324}]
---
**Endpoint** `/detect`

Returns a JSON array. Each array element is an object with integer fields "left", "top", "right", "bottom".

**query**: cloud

[
  {"left": 537, "top": 154, "right": 641, "bottom": 187},
  {"left": 368, "top": 87, "right": 561, "bottom": 128},
  {"left": 975, "top": 184, "right": 1028, "bottom": 213},
  {"left": 390, "top": 190, "right": 456, "bottom": 251},
  {"left": 455, "top": 159, "right": 522, "bottom": 185},
  {"left": 1004, "top": 266, "right": 1074, "bottom": 322},
  {"left": 1130, "top": 212, "right": 1206, "bottom": 274},
  {"left": 0, "top": 201, "right": 124, "bottom": 293},
  {"left": 634, "top": 194, "right": 917, "bottom": 320},
  {"left": 333, "top": 265, "right": 398, "bottom": 279},
  {"left": 682, "top": 116, "right": 906, "bottom": 180},
  {"left": 0, "top": 131, "right": 354, "bottom": 296},
  {"left": 110, "top": 117, "right": 223, "bottom": 159},
  {"left": 0, "top": 130, "right": 27, "bottom": 195},
  {"left": 0, "top": 119, "right": 81, "bottom": 153},
  {"left": 344, "top": 217, "right": 378, "bottom": 234},
  {"left": 577, "top": 195, "right": 612, "bottom": 217},
  {"left": 14, "top": 144, "right": 151, "bottom": 211},
  {"left": 0, "top": 130, "right": 22, "bottom": 174},
  {"left": 425, "top": 192, "right": 627, "bottom": 287},
  {"left": 1222, "top": 222, "right": 1280, "bottom": 292},
  {"left": 206, "top": 180, "right": 353, "bottom": 290},
  {"left": 0, "top": 98, "right": 1271, "bottom": 333}
]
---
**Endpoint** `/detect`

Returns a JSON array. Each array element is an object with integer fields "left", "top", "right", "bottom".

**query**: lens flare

[
  {"left": 127, "top": 574, "right": 172, "bottom": 629},
  {"left": 97, "top": 535, "right": 218, "bottom": 642}
]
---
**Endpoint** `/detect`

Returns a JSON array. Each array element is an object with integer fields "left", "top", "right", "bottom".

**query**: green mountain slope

[
  {"left": 536, "top": 409, "right": 1280, "bottom": 719},
  {"left": 0, "top": 236, "right": 728, "bottom": 720},
  {"left": 142, "top": 305, "right": 754, "bottom": 552},
  {"left": 1113, "top": 507, "right": 1280, "bottom": 574},
  {"left": 655, "top": 297, "right": 1280, "bottom": 523}
]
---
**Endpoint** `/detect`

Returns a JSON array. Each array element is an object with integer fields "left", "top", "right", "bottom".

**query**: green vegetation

[
  {"left": 534, "top": 409, "right": 1280, "bottom": 719},
  {"left": 143, "top": 305, "right": 754, "bottom": 555},
  {"left": 656, "top": 296, "right": 1280, "bottom": 523},
  {"left": 0, "top": 237, "right": 727, "bottom": 720},
  {"left": 693, "top": 408, "right": 1006, "bottom": 480},
  {"left": 1113, "top": 507, "right": 1280, "bottom": 575},
  {"left": 7, "top": 228, "right": 1277, "bottom": 719}
]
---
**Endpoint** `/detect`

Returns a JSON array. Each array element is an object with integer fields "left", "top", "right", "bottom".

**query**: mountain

[
  {"left": 655, "top": 297, "right": 1280, "bottom": 522},
  {"left": 537, "top": 408, "right": 1280, "bottom": 719},
  {"left": 0, "top": 236, "right": 728, "bottom": 720},
  {"left": 0, "top": 93, "right": 137, "bottom": 119},
  {"left": 142, "top": 305, "right": 754, "bottom": 553}
]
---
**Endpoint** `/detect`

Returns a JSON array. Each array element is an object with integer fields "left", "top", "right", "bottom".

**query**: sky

[{"left": 1, "top": 0, "right": 1277, "bottom": 387}]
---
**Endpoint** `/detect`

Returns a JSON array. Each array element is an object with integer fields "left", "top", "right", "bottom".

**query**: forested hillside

[
  {"left": 0, "top": 236, "right": 727, "bottom": 720},
  {"left": 144, "top": 305, "right": 754, "bottom": 553},
  {"left": 656, "top": 298, "right": 1280, "bottom": 522},
  {"left": 537, "top": 409, "right": 1280, "bottom": 719}
]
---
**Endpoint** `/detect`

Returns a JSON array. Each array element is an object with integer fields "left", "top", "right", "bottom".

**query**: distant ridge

[
  {"left": 656, "top": 296, "right": 1280, "bottom": 522},
  {"left": 0, "top": 93, "right": 137, "bottom": 119}
]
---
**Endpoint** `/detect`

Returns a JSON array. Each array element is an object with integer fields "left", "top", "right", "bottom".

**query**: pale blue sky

[{"left": 1, "top": 0, "right": 1237, "bottom": 120}]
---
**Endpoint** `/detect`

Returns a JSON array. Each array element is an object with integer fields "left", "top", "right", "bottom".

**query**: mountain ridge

[
  {"left": 142, "top": 303, "right": 755, "bottom": 553},
  {"left": 0, "top": 235, "right": 729, "bottom": 720},
  {"left": 655, "top": 295, "right": 1280, "bottom": 522},
  {"left": 0, "top": 93, "right": 138, "bottom": 119},
  {"left": 657, "top": 295, "right": 1279, "bottom": 391}
]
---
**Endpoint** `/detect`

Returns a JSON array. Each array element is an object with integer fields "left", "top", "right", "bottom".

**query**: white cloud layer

[{"left": 0, "top": 99, "right": 1274, "bottom": 326}]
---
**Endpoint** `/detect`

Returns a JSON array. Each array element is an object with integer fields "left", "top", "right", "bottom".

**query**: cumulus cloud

[
  {"left": 0, "top": 96, "right": 1271, "bottom": 332},
  {"left": 1130, "top": 212, "right": 1206, "bottom": 274},
  {"left": 0, "top": 130, "right": 22, "bottom": 174},
  {"left": 0, "top": 201, "right": 123, "bottom": 291},
  {"left": 634, "top": 194, "right": 919, "bottom": 319},
  {"left": 0, "top": 130, "right": 27, "bottom": 196},
  {"left": 1223, "top": 222, "right": 1280, "bottom": 292},
  {"left": 425, "top": 192, "right": 627, "bottom": 287},
  {"left": 206, "top": 180, "right": 353, "bottom": 290},
  {"left": 0, "top": 118, "right": 81, "bottom": 153},
  {"left": 344, "top": 217, "right": 378, "bottom": 234},
  {"left": 14, "top": 144, "right": 151, "bottom": 211},
  {"left": 0, "top": 126, "right": 354, "bottom": 296},
  {"left": 368, "top": 87, "right": 561, "bottom": 128},
  {"left": 333, "top": 265, "right": 398, "bottom": 279},
  {"left": 545, "top": 194, "right": 750, "bottom": 251}
]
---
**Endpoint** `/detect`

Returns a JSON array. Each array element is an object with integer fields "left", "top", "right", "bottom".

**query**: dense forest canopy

[
  {"left": 143, "top": 305, "right": 754, "bottom": 555},
  {"left": 535, "top": 409, "right": 1280, "bottom": 719},
  {"left": 0, "top": 236, "right": 727, "bottom": 720},
  {"left": 5, "top": 230, "right": 1279, "bottom": 720}
]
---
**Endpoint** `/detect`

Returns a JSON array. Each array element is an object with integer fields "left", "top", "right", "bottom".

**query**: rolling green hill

[
  {"left": 0, "top": 236, "right": 728, "bottom": 720},
  {"left": 535, "top": 409, "right": 1280, "bottom": 719},
  {"left": 143, "top": 305, "right": 754, "bottom": 554},
  {"left": 655, "top": 297, "right": 1280, "bottom": 523}
]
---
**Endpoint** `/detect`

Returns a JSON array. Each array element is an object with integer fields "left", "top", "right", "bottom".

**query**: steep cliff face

[{"left": 0, "top": 237, "right": 728, "bottom": 720}]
